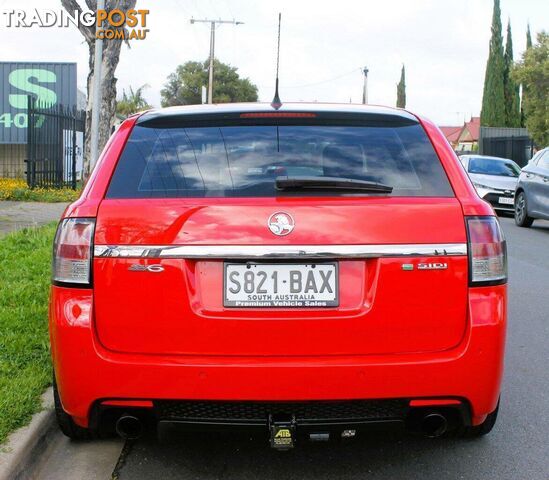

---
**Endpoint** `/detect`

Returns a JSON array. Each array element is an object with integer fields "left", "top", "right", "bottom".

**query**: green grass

[{"left": 0, "top": 223, "right": 56, "bottom": 444}]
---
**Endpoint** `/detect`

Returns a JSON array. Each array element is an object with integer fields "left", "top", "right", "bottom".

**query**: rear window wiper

[{"left": 275, "top": 176, "right": 393, "bottom": 193}]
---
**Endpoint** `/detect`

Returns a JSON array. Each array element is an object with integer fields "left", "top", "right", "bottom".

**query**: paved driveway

[{"left": 0, "top": 201, "right": 67, "bottom": 236}]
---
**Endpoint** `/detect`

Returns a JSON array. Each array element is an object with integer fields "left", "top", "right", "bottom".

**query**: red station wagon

[{"left": 50, "top": 103, "right": 507, "bottom": 448}]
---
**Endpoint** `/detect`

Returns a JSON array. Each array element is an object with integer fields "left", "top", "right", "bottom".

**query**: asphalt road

[{"left": 36, "top": 216, "right": 549, "bottom": 480}]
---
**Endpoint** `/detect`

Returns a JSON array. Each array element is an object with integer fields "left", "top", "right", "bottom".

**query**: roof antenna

[{"left": 271, "top": 13, "right": 282, "bottom": 109}]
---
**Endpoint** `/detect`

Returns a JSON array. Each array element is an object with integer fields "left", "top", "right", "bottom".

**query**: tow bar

[{"left": 269, "top": 414, "right": 296, "bottom": 450}]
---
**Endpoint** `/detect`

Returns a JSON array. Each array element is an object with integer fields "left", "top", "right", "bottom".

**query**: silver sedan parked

[
  {"left": 459, "top": 155, "right": 520, "bottom": 213},
  {"left": 515, "top": 147, "right": 549, "bottom": 227}
]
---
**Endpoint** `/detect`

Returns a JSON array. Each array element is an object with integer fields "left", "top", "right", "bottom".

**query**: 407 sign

[{"left": 0, "top": 112, "right": 45, "bottom": 129}]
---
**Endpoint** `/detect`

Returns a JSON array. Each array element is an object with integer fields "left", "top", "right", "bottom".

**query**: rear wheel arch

[
  {"left": 515, "top": 190, "right": 534, "bottom": 227},
  {"left": 53, "top": 374, "right": 99, "bottom": 440}
]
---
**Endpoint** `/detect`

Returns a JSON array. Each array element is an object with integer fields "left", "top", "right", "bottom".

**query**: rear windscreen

[{"left": 107, "top": 122, "right": 454, "bottom": 198}]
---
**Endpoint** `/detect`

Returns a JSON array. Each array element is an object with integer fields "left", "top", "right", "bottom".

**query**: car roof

[
  {"left": 460, "top": 154, "right": 515, "bottom": 163},
  {"left": 137, "top": 102, "right": 418, "bottom": 124}
]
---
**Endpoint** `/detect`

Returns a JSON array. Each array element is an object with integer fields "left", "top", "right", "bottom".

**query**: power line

[{"left": 260, "top": 67, "right": 362, "bottom": 90}]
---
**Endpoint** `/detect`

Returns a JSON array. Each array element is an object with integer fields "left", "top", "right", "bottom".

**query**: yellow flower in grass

[{"left": 0, "top": 178, "right": 80, "bottom": 202}]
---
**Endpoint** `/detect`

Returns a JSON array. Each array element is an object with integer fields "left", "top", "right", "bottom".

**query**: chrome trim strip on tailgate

[{"left": 94, "top": 243, "right": 467, "bottom": 259}]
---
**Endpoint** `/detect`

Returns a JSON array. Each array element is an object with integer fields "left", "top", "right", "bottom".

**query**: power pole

[
  {"left": 190, "top": 18, "right": 244, "bottom": 104},
  {"left": 362, "top": 66, "right": 369, "bottom": 104},
  {"left": 90, "top": 0, "right": 105, "bottom": 170}
]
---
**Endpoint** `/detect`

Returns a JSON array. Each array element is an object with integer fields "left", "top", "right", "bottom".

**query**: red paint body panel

[
  {"left": 94, "top": 197, "right": 466, "bottom": 245},
  {"left": 93, "top": 197, "right": 469, "bottom": 356},
  {"left": 49, "top": 104, "right": 507, "bottom": 430},
  {"left": 50, "top": 284, "right": 505, "bottom": 427},
  {"left": 63, "top": 115, "right": 139, "bottom": 219},
  {"left": 94, "top": 255, "right": 468, "bottom": 356}
]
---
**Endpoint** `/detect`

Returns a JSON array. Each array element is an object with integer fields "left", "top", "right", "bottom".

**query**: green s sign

[
  {"left": 0, "top": 62, "right": 76, "bottom": 143},
  {"left": 9, "top": 69, "right": 57, "bottom": 109}
]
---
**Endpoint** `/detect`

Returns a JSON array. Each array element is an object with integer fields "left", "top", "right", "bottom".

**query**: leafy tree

[
  {"left": 61, "top": 0, "right": 136, "bottom": 179},
  {"left": 116, "top": 84, "right": 151, "bottom": 117},
  {"left": 513, "top": 32, "right": 549, "bottom": 146},
  {"left": 480, "top": 0, "right": 506, "bottom": 126},
  {"left": 396, "top": 65, "right": 406, "bottom": 108},
  {"left": 161, "top": 59, "right": 258, "bottom": 107},
  {"left": 503, "top": 20, "right": 521, "bottom": 127}
]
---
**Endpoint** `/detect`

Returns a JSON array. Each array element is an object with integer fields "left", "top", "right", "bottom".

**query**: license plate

[
  {"left": 224, "top": 263, "right": 338, "bottom": 307},
  {"left": 498, "top": 196, "right": 514, "bottom": 205}
]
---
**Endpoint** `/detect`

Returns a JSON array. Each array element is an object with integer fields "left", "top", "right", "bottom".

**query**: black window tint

[{"left": 107, "top": 123, "right": 454, "bottom": 198}]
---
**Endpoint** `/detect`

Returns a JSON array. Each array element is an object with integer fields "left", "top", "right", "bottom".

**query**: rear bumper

[{"left": 49, "top": 285, "right": 506, "bottom": 427}]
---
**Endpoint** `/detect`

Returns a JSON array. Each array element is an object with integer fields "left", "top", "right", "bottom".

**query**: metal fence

[
  {"left": 26, "top": 97, "right": 85, "bottom": 189},
  {"left": 479, "top": 127, "right": 534, "bottom": 167}
]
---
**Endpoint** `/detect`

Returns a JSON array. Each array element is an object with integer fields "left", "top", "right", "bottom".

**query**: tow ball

[{"left": 269, "top": 414, "right": 296, "bottom": 450}]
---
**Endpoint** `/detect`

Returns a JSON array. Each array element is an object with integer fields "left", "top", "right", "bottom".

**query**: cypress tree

[
  {"left": 480, "top": 0, "right": 506, "bottom": 126},
  {"left": 521, "top": 23, "right": 533, "bottom": 126},
  {"left": 504, "top": 20, "right": 521, "bottom": 126},
  {"left": 396, "top": 65, "right": 406, "bottom": 108},
  {"left": 526, "top": 23, "right": 533, "bottom": 49}
]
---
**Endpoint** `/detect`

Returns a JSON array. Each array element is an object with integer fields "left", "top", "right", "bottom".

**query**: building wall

[
  {"left": 0, "top": 144, "right": 26, "bottom": 178},
  {"left": 0, "top": 62, "right": 77, "bottom": 179}
]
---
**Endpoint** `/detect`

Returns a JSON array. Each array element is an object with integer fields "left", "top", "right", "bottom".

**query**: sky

[{"left": 0, "top": 0, "right": 547, "bottom": 125}]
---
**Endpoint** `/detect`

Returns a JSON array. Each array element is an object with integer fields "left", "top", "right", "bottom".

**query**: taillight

[
  {"left": 466, "top": 216, "right": 507, "bottom": 285},
  {"left": 52, "top": 218, "right": 95, "bottom": 286}
]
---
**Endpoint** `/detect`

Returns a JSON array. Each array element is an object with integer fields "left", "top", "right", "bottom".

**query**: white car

[{"left": 459, "top": 155, "right": 521, "bottom": 213}]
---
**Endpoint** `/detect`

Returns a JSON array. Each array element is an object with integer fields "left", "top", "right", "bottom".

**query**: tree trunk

[
  {"left": 83, "top": 38, "right": 122, "bottom": 178},
  {"left": 61, "top": 0, "right": 136, "bottom": 180}
]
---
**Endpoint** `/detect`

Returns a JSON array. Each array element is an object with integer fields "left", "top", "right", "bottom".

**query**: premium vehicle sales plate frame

[{"left": 223, "top": 262, "right": 339, "bottom": 308}]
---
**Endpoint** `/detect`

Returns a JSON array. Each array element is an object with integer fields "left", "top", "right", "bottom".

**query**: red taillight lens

[
  {"left": 52, "top": 218, "right": 95, "bottom": 285},
  {"left": 466, "top": 216, "right": 507, "bottom": 285}
]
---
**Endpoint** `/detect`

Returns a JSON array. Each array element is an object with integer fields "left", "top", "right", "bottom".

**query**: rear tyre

[
  {"left": 458, "top": 400, "right": 499, "bottom": 438},
  {"left": 515, "top": 192, "right": 534, "bottom": 227},
  {"left": 53, "top": 375, "right": 97, "bottom": 440}
]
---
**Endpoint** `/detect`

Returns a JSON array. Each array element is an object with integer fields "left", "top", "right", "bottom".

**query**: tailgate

[{"left": 93, "top": 197, "right": 468, "bottom": 356}]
